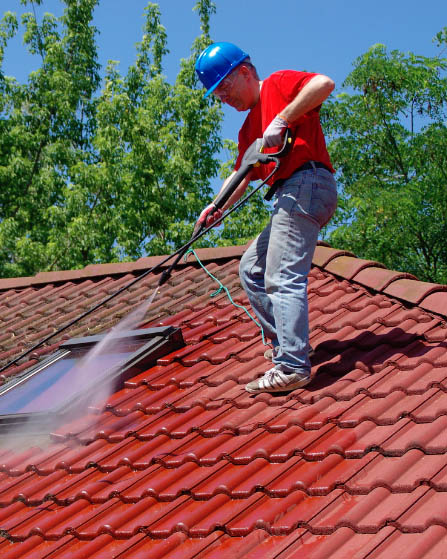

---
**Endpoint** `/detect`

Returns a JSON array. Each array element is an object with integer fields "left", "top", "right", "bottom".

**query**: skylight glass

[{"left": 0, "top": 327, "right": 183, "bottom": 429}]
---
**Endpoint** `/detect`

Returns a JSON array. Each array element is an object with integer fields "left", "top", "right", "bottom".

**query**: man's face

[{"left": 213, "top": 65, "right": 258, "bottom": 111}]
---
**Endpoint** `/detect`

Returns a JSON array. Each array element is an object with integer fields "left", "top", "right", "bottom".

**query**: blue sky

[{"left": 3, "top": 0, "right": 446, "bottom": 172}]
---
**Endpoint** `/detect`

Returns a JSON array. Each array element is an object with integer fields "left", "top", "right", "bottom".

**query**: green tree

[
  {"left": 0, "top": 0, "right": 223, "bottom": 276},
  {"left": 323, "top": 29, "right": 447, "bottom": 283}
]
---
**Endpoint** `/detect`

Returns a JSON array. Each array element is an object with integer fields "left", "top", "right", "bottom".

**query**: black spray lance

[{"left": 159, "top": 129, "right": 293, "bottom": 285}]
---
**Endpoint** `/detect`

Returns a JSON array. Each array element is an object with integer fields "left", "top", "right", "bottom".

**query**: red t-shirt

[{"left": 234, "top": 70, "right": 334, "bottom": 185}]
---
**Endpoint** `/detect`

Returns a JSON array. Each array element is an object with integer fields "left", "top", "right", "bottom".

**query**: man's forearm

[
  {"left": 214, "top": 172, "right": 252, "bottom": 211},
  {"left": 279, "top": 74, "right": 334, "bottom": 124}
]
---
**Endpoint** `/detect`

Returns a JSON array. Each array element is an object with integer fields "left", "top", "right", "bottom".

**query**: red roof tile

[
  {"left": 352, "top": 266, "right": 417, "bottom": 292},
  {"left": 384, "top": 278, "right": 447, "bottom": 305},
  {"left": 419, "top": 291, "right": 447, "bottom": 316},
  {"left": 0, "top": 242, "right": 447, "bottom": 556},
  {"left": 324, "top": 254, "right": 385, "bottom": 280}
]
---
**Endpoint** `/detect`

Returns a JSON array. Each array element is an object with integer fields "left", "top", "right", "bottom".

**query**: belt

[
  {"left": 264, "top": 161, "right": 332, "bottom": 201},
  {"left": 295, "top": 161, "right": 332, "bottom": 174}
]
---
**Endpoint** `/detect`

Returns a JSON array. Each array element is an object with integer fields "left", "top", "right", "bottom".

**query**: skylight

[{"left": 0, "top": 326, "right": 183, "bottom": 431}]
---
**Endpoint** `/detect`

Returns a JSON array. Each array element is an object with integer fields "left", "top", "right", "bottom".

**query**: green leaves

[
  {"left": 324, "top": 33, "right": 447, "bottom": 282},
  {"left": 0, "top": 0, "right": 223, "bottom": 277}
]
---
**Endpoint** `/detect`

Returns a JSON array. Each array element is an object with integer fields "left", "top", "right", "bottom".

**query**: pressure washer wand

[{"left": 159, "top": 129, "right": 293, "bottom": 286}]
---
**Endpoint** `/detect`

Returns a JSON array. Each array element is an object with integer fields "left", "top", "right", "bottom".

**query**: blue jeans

[{"left": 240, "top": 165, "right": 337, "bottom": 376}]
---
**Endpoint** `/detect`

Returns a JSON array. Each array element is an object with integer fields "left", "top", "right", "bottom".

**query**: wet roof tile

[{"left": 0, "top": 243, "right": 447, "bottom": 555}]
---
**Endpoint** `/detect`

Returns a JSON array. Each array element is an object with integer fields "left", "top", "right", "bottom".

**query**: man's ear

[{"left": 238, "top": 64, "right": 251, "bottom": 80}]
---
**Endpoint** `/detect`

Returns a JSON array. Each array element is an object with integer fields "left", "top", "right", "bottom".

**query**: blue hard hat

[{"left": 195, "top": 42, "right": 249, "bottom": 97}]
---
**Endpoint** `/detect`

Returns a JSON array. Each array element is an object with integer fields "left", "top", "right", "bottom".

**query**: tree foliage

[
  {"left": 0, "top": 0, "right": 223, "bottom": 277},
  {"left": 323, "top": 29, "right": 447, "bottom": 283}
]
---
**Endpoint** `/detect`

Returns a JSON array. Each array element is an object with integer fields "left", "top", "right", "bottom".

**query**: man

[{"left": 195, "top": 42, "right": 337, "bottom": 394}]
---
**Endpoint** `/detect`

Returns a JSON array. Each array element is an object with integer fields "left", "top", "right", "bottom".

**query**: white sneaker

[{"left": 245, "top": 367, "right": 311, "bottom": 394}]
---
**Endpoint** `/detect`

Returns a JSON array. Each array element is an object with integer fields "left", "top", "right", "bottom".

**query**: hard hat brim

[{"left": 202, "top": 52, "right": 248, "bottom": 97}]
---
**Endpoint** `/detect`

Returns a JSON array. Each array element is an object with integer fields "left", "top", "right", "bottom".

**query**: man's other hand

[
  {"left": 263, "top": 115, "right": 289, "bottom": 148},
  {"left": 194, "top": 203, "right": 223, "bottom": 234}
]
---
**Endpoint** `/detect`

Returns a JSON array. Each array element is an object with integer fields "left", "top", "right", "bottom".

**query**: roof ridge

[{"left": 313, "top": 244, "right": 447, "bottom": 317}]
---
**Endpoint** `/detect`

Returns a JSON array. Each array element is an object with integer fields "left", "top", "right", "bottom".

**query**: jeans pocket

[{"left": 310, "top": 179, "right": 338, "bottom": 228}]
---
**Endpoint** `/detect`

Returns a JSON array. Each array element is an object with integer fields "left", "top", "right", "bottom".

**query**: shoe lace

[{"left": 263, "top": 367, "right": 283, "bottom": 389}]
